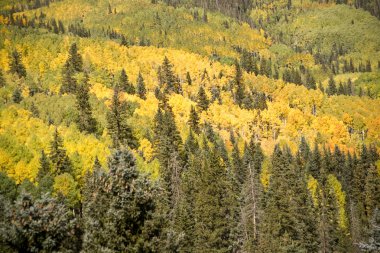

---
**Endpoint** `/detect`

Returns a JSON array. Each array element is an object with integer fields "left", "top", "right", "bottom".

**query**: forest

[{"left": 0, "top": 0, "right": 379, "bottom": 252}]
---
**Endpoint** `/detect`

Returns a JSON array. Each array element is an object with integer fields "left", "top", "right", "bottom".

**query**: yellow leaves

[
  {"left": 53, "top": 173, "right": 81, "bottom": 207},
  {"left": 0, "top": 107, "right": 110, "bottom": 182},
  {"left": 307, "top": 175, "right": 320, "bottom": 206},
  {"left": 328, "top": 174, "right": 349, "bottom": 231},
  {"left": 168, "top": 94, "right": 195, "bottom": 130},
  {"left": 0, "top": 49, "right": 9, "bottom": 71},
  {"left": 285, "top": 53, "right": 315, "bottom": 68},
  {"left": 138, "top": 138, "right": 154, "bottom": 162},
  {"left": 260, "top": 158, "right": 270, "bottom": 190}
]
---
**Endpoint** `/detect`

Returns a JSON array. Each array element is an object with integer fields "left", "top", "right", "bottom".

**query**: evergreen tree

[
  {"left": 36, "top": 150, "right": 54, "bottom": 195},
  {"left": 196, "top": 85, "right": 209, "bottom": 111},
  {"left": 240, "top": 140, "right": 263, "bottom": 251},
  {"left": 186, "top": 71, "right": 192, "bottom": 85},
  {"left": 161, "top": 56, "right": 178, "bottom": 93},
  {"left": 192, "top": 140, "right": 239, "bottom": 252},
  {"left": 106, "top": 86, "right": 137, "bottom": 149},
  {"left": 49, "top": 128, "right": 72, "bottom": 175},
  {"left": 305, "top": 70, "right": 317, "bottom": 89},
  {"left": 83, "top": 148, "right": 162, "bottom": 252},
  {"left": 188, "top": 105, "right": 200, "bottom": 134},
  {"left": 307, "top": 141, "right": 321, "bottom": 179},
  {"left": 9, "top": 50, "right": 27, "bottom": 78},
  {"left": 12, "top": 88, "right": 22, "bottom": 103},
  {"left": 67, "top": 43, "right": 83, "bottom": 72},
  {"left": 30, "top": 102, "right": 40, "bottom": 117},
  {"left": 259, "top": 145, "right": 318, "bottom": 252},
  {"left": 1, "top": 193, "right": 78, "bottom": 252},
  {"left": 118, "top": 68, "right": 135, "bottom": 94},
  {"left": 230, "top": 131, "right": 243, "bottom": 185},
  {"left": 75, "top": 73, "right": 97, "bottom": 133},
  {"left": 327, "top": 76, "right": 337, "bottom": 96},
  {"left": 234, "top": 60, "right": 245, "bottom": 107},
  {"left": 136, "top": 72, "right": 147, "bottom": 99},
  {"left": 60, "top": 43, "right": 83, "bottom": 93},
  {"left": 0, "top": 68, "right": 6, "bottom": 88}
]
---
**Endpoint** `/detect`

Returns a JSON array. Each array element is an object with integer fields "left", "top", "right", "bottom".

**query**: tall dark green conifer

[
  {"left": 106, "top": 86, "right": 137, "bottom": 149},
  {"left": 82, "top": 149, "right": 162, "bottom": 252},
  {"left": 9, "top": 50, "right": 27, "bottom": 78},
  {"left": 118, "top": 69, "right": 135, "bottom": 94},
  {"left": 327, "top": 76, "right": 337, "bottom": 96},
  {"left": 49, "top": 128, "right": 72, "bottom": 175},
  {"left": 188, "top": 105, "right": 200, "bottom": 134},
  {"left": 0, "top": 68, "right": 6, "bottom": 87},
  {"left": 136, "top": 72, "right": 146, "bottom": 99},
  {"left": 196, "top": 85, "right": 209, "bottom": 111},
  {"left": 234, "top": 61, "right": 245, "bottom": 107},
  {"left": 75, "top": 73, "right": 97, "bottom": 133}
]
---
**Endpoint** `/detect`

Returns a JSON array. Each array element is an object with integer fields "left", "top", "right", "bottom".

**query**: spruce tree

[
  {"left": 12, "top": 88, "right": 22, "bottom": 103},
  {"left": 75, "top": 73, "right": 97, "bottom": 133},
  {"left": 327, "top": 76, "right": 337, "bottom": 96},
  {"left": 83, "top": 148, "right": 162, "bottom": 252},
  {"left": 136, "top": 72, "right": 146, "bottom": 99},
  {"left": 61, "top": 43, "right": 83, "bottom": 93},
  {"left": 241, "top": 140, "right": 263, "bottom": 251},
  {"left": 161, "top": 56, "right": 178, "bottom": 93},
  {"left": 196, "top": 85, "right": 209, "bottom": 111},
  {"left": 67, "top": 43, "right": 83, "bottom": 72},
  {"left": 188, "top": 105, "right": 200, "bottom": 134},
  {"left": 259, "top": 145, "right": 318, "bottom": 252},
  {"left": 1, "top": 193, "right": 78, "bottom": 252},
  {"left": 186, "top": 71, "right": 192, "bottom": 85},
  {"left": 49, "top": 128, "right": 72, "bottom": 175},
  {"left": 106, "top": 86, "right": 137, "bottom": 149},
  {"left": 0, "top": 68, "right": 6, "bottom": 88},
  {"left": 234, "top": 60, "right": 245, "bottom": 107},
  {"left": 118, "top": 69, "right": 135, "bottom": 94},
  {"left": 36, "top": 150, "right": 54, "bottom": 195},
  {"left": 9, "top": 50, "right": 27, "bottom": 78},
  {"left": 193, "top": 139, "right": 239, "bottom": 252}
]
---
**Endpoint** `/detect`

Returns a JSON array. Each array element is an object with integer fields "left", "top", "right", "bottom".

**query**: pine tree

[
  {"left": 196, "top": 85, "right": 209, "bottom": 111},
  {"left": 153, "top": 106, "right": 183, "bottom": 180},
  {"left": 83, "top": 148, "right": 162, "bottom": 252},
  {"left": 364, "top": 164, "right": 380, "bottom": 225},
  {"left": 305, "top": 70, "right": 317, "bottom": 89},
  {"left": 1, "top": 193, "right": 79, "bottom": 252},
  {"left": 186, "top": 71, "right": 192, "bottom": 85},
  {"left": 230, "top": 131, "right": 243, "bottom": 185},
  {"left": 36, "top": 150, "right": 51, "bottom": 182},
  {"left": 193, "top": 140, "right": 239, "bottom": 252},
  {"left": 118, "top": 69, "right": 135, "bottom": 94},
  {"left": 75, "top": 73, "right": 97, "bottom": 133},
  {"left": 49, "top": 128, "right": 72, "bottom": 175},
  {"left": 234, "top": 60, "right": 245, "bottom": 107},
  {"left": 0, "top": 68, "right": 6, "bottom": 88},
  {"left": 60, "top": 61, "right": 77, "bottom": 94},
  {"left": 307, "top": 141, "right": 321, "bottom": 179},
  {"left": 12, "top": 88, "right": 22, "bottom": 103},
  {"left": 60, "top": 43, "right": 83, "bottom": 93},
  {"left": 188, "top": 105, "right": 200, "bottom": 134},
  {"left": 30, "top": 102, "right": 39, "bottom": 117},
  {"left": 327, "top": 76, "right": 337, "bottom": 96},
  {"left": 9, "top": 50, "right": 27, "bottom": 78},
  {"left": 107, "top": 86, "right": 137, "bottom": 149},
  {"left": 161, "top": 56, "right": 178, "bottom": 93},
  {"left": 259, "top": 145, "right": 318, "bottom": 252},
  {"left": 136, "top": 72, "right": 146, "bottom": 99},
  {"left": 67, "top": 43, "right": 83, "bottom": 72},
  {"left": 36, "top": 150, "right": 54, "bottom": 195}
]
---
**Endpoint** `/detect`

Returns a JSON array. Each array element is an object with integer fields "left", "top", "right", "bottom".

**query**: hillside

[{"left": 0, "top": 0, "right": 379, "bottom": 252}]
